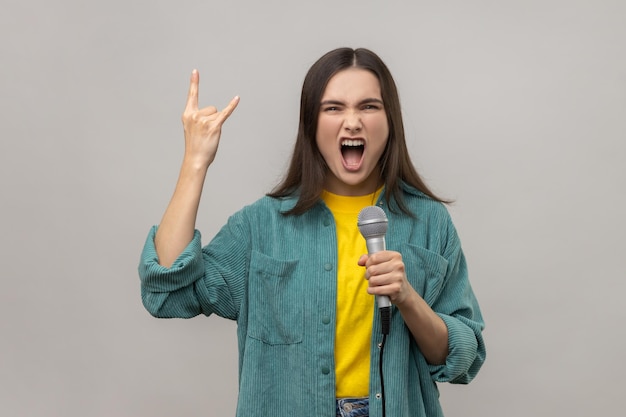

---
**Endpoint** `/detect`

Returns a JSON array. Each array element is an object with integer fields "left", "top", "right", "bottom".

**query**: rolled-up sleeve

[{"left": 138, "top": 213, "right": 248, "bottom": 320}]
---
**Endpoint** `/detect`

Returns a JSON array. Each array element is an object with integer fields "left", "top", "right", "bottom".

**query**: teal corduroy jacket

[{"left": 139, "top": 184, "right": 486, "bottom": 417}]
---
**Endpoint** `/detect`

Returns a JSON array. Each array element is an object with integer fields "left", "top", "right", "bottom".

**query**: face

[{"left": 316, "top": 68, "right": 389, "bottom": 196}]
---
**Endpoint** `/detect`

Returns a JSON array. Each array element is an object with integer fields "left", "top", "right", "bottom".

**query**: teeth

[{"left": 341, "top": 139, "right": 364, "bottom": 147}]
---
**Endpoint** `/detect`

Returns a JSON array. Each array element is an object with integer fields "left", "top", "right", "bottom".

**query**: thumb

[{"left": 357, "top": 254, "right": 368, "bottom": 267}]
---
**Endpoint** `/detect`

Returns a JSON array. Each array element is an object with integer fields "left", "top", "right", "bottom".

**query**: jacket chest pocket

[
  {"left": 402, "top": 243, "right": 448, "bottom": 306},
  {"left": 247, "top": 250, "right": 303, "bottom": 345}
]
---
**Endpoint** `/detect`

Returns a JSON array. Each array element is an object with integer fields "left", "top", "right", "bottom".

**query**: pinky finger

[{"left": 218, "top": 96, "right": 240, "bottom": 123}]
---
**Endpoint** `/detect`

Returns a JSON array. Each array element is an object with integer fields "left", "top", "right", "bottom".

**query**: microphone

[{"left": 358, "top": 205, "right": 391, "bottom": 334}]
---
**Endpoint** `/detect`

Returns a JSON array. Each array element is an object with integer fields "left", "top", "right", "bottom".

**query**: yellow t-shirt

[{"left": 321, "top": 187, "right": 383, "bottom": 398}]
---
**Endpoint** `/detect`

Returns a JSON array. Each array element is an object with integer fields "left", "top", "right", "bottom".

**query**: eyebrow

[{"left": 320, "top": 98, "right": 384, "bottom": 106}]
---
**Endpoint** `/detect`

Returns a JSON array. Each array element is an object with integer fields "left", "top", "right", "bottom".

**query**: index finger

[{"left": 185, "top": 69, "right": 199, "bottom": 111}]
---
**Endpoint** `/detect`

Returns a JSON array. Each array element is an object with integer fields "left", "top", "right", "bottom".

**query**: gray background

[{"left": 1, "top": 0, "right": 625, "bottom": 416}]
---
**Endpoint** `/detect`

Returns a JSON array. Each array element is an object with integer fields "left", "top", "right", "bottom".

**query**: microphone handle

[{"left": 366, "top": 237, "right": 392, "bottom": 309}]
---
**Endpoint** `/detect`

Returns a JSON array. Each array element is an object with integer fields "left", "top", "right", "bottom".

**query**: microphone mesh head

[{"left": 357, "top": 206, "right": 388, "bottom": 238}]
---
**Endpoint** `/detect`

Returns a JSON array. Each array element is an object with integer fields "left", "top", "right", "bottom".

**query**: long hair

[{"left": 268, "top": 47, "right": 448, "bottom": 215}]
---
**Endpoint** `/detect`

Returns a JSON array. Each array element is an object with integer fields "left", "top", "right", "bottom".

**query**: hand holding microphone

[
  {"left": 358, "top": 206, "right": 392, "bottom": 310},
  {"left": 358, "top": 206, "right": 415, "bottom": 335},
  {"left": 358, "top": 206, "right": 395, "bottom": 334}
]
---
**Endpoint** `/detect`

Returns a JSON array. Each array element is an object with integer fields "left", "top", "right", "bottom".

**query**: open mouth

[{"left": 341, "top": 139, "right": 365, "bottom": 168}]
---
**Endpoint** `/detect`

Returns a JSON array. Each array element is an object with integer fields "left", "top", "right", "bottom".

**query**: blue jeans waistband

[{"left": 336, "top": 397, "right": 369, "bottom": 417}]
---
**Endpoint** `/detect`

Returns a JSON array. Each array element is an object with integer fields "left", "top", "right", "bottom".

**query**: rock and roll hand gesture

[
  {"left": 181, "top": 69, "right": 240, "bottom": 170},
  {"left": 155, "top": 70, "right": 239, "bottom": 267}
]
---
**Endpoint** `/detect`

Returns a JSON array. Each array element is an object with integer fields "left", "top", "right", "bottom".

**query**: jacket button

[
  {"left": 321, "top": 366, "right": 330, "bottom": 375},
  {"left": 324, "top": 263, "right": 333, "bottom": 271},
  {"left": 322, "top": 315, "right": 330, "bottom": 325}
]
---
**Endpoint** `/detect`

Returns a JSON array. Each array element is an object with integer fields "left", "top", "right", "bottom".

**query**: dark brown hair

[{"left": 268, "top": 47, "right": 448, "bottom": 215}]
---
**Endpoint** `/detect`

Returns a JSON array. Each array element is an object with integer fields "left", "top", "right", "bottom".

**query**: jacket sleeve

[
  {"left": 138, "top": 211, "right": 250, "bottom": 320},
  {"left": 428, "top": 220, "right": 486, "bottom": 384}
]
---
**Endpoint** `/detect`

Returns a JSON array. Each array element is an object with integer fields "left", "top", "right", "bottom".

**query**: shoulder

[
  {"left": 397, "top": 182, "right": 452, "bottom": 222},
  {"left": 228, "top": 194, "right": 302, "bottom": 226},
  {"left": 393, "top": 182, "right": 460, "bottom": 245},
  {"left": 238, "top": 194, "right": 297, "bottom": 215},
  {"left": 392, "top": 183, "right": 463, "bottom": 259}
]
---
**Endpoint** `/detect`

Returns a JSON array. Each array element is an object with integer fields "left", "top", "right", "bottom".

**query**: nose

[{"left": 343, "top": 110, "right": 362, "bottom": 133}]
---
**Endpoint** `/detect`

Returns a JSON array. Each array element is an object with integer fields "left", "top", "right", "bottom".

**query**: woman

[{"left": 139, "top": 47, "right": 485, "bottom": 417}]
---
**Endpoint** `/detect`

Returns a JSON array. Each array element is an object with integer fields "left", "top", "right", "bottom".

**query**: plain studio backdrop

[{"left": 1, "top": 0, "right": 624, "bottom": 416}]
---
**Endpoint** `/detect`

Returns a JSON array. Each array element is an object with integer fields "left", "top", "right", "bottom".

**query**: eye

[
  {"left": 323, "top": 106, "right": 342, "bottom": 112},
  {"left": 362, "top": 103, "right": 382, "bottom": 111}
]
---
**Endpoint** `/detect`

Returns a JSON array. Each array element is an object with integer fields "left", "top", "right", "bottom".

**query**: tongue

[{"left": 343, "top": 147, "right": 362, "bottom": 167}]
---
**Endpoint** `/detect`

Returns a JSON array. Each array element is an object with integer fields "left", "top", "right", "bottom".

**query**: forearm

[
  {"left": 396, "top": 288, "right": 449, "bottom": 365},
  {"left": 155, "top": 158, "right": 208, "bottom": 268}
]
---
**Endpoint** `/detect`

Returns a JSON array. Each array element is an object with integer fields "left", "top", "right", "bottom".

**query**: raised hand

[
  {"left": 181, "top": 69, "right": 240, "bottom": 169},
  {"left": 154, "top": 70, "right": 239, "bottom": 267}
]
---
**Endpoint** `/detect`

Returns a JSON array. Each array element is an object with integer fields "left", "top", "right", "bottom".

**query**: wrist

[
  {"left": 393, "top": 285, "right": 418, "bottom": 310},
  {"left": 181, "top": 153, "right": 212, "bottom": 174}
]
